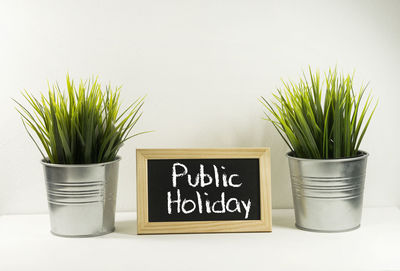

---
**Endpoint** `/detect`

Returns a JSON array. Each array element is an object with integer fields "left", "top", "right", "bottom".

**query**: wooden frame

[{"left": 136, "top": 148, "right": 272, "bottom": 234}]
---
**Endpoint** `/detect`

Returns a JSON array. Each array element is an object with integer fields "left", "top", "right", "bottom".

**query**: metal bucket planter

[
  {"left": 41, "top": 157, "right": 120, "bottom": 237},
  {"left": 287, "top": 151, "right": 368, "bottom": 232}
]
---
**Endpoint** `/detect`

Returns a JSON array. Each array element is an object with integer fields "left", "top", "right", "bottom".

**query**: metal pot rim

[
  {"left": 41, "top": 156, "right": 121, "bottom": 168},
  {"left": 286, "top": 151, "right": 369, "bottom": 162}
]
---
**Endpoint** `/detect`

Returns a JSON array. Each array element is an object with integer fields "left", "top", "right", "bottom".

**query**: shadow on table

[
  {"left": 114, "top": 219, "right": 138, "bottom": 236},
  {"left": 272, "top": 211, "right": 296, "bottom": 229}
]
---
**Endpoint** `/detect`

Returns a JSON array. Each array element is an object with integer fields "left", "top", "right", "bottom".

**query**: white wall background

[{"left": 0, "top": 0, "right": 399, "bottom": 214}]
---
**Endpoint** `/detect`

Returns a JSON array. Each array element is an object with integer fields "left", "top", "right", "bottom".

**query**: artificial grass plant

[
  {"left": 14, "top": 75, "right": 148, "bottom": 164},
  {"left": 260, "top": 67, "right": 377, "bottom": 159}
]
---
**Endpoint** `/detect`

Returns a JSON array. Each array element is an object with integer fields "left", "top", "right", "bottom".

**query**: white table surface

[{"left": 1, "top": 207, "right": 399, "bottom": 271}]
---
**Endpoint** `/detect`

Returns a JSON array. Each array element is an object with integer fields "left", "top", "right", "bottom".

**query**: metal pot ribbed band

[
  {"left": 291, "top": 175, "right": 365, "bottom": 200},
  {"left": 46, "top": 180, "right": 105, "bottom": 205}
]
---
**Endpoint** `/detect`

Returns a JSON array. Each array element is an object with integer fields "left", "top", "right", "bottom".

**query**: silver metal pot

[
  {"left": 41, "top": 157, "right": 120, "bottom": 237},
  {"left": 287, "top": 151, "right": 368, "bottom": 232}
]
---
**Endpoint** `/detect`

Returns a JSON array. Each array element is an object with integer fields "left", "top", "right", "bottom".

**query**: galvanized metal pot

[
  {"left": 41, "top": 157, "right": 120, "bottom": 237},
  {"left": 287, "top": 151, "right": 368, "bottom": 232}
]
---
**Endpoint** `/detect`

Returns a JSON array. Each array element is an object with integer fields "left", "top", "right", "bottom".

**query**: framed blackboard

[{"left": 136, "top": 148, "right": 272, "bottom": 234}]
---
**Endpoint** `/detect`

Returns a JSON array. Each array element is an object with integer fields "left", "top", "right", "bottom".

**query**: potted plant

[
  {"left": 14, "top": 75, "right": 148, "bottom": 237},
  {"left": 260, "top": 67, "right": 377, "bottom": 232}
]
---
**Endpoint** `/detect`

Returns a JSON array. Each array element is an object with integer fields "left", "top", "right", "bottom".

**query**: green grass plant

[
  {"left": 260, "top": 67, "right": 377, "bottom": 159},
  {"left": 14, "top": 75, "right": 148, "bottom": 164}
]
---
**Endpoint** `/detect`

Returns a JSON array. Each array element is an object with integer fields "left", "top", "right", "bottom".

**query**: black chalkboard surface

[
  {"left": 148, "top": 159, "right": 260, "bottom": 222},
  {"left": 136, "top": 149, "right": 272, "bottom": 234}
]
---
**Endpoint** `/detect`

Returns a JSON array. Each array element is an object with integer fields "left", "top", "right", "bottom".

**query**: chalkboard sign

[{"left": 136, "top": 148, "right": 272, "bottom": 234}]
